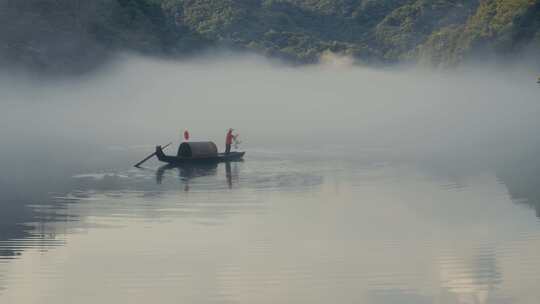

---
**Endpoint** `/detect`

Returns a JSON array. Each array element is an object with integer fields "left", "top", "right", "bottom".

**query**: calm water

[
  {"left": 2, "top": 57, "right": 540, "bottom": 303},
  {"left": 1, "top": 143, "right": 539, "bottom": 304}
]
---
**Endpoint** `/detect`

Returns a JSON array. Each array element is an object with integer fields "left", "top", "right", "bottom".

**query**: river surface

[
  {"left": 1, "top": 142, "right": 539, "bottom": 304},
  {"left": 2, "top": 57, "right": 540, "bottom": 303}
]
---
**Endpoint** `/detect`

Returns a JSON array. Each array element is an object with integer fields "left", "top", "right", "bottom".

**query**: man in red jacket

[{"left": 225, "top": 128, "right": 235, "bottom": 154}]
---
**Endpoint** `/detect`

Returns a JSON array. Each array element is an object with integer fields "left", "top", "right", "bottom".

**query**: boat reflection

[
  {"left": 225, "top": 161, "right": 240, "bottom": 189},
  {"left": 156, "top": 161, "right": 241, "bottom": 191}
]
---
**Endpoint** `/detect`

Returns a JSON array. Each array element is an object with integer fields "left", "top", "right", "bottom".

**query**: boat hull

[{"left": 155, "top": 146, "right": 245, "bottom": 165}]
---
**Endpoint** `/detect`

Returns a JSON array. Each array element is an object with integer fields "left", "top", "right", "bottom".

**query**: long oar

[{"left": 134, "top": 142, "right": 172, "bottom": 168}]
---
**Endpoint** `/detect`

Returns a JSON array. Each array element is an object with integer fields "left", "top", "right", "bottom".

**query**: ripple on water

[
  {"left": 0, "top": 237, "right": 65, "bottom": 261},
  {"left": 2, "top": 151, "right": 540, "bottom": 303}
]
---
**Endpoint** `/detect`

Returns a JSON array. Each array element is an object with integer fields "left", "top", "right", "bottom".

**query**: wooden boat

[{"left": 155, "top": 141, "right": 245, "bottom": 165}]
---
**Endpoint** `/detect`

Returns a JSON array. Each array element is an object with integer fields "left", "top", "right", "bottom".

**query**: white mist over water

[
  {"left": 0, "top": 53, "right": 539, "bottom": 162},
  {"left": 1, "top": 54, "right": 540, "bottom": 304}
]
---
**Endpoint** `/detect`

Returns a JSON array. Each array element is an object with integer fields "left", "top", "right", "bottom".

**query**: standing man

[{"left": 225, "top": 128, "right": 235, "bottom": 154}]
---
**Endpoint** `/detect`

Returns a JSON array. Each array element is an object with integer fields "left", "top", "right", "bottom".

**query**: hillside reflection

[
  {"left": 2, "top": 144, "right": 540, "bottom": 304},
  {"left": 0, "top": 161, "right": 246, "bottom": 261},
  {"left": 497, "top": 151, "right": 540, "bottom": 218}
]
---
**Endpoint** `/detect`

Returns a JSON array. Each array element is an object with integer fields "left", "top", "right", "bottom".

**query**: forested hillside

[
  {"left": 1, "top": 0, "right": 539, "bottom": 72},
  {"left": 0, "top": 0, "right": 208, "bottom": 72}
]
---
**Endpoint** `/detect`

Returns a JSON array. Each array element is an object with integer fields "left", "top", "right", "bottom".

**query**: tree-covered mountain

[{"left": 1, "top": 0, "right": 539, "bottom": 72}]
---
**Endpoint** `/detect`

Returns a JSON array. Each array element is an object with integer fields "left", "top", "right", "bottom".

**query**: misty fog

[
  {"left": 3, "top": 52, "right": 540, "bottom": 304},
  {"left": 1, "top": 53, "right": 539, "bottom": 165}
]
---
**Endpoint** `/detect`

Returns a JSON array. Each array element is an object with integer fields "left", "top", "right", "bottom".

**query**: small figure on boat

[
  {"left": 134, "top": 133, "right": 245, "bottom": 167},
  {"left": 183, "top": 129, "right": 190, "bottom": 141},
  {"left": 225, "top": 128, "right": 238, "bottom": 154}
]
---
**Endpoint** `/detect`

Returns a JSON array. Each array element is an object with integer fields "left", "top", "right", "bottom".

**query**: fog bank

[{"left": 1, "top": 54, "right": 539, "bottom": 164}]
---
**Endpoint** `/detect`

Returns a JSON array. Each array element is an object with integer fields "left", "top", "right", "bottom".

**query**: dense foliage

[
  {"left": 1, "top": 0, "right": 539, "bottom": 71},
  {"left": 161, "top": 0, "right": 540, "bottom": 65},
  {"left": 0, "top": 0, "right": 208, "bottom": 72}
]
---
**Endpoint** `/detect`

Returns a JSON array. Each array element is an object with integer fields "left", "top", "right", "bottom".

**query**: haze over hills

[{"left": 1, "top": 0, "right": 539, "bottom": 72}]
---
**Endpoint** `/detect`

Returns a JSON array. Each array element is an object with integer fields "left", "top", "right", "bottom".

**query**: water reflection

[
  {"left": 1, "top": 150, "right": 325, "bottom": 262},
  {"left": 497, "top": 153, "right": 540, "bottom": 218},
  {"left": 2, "top": 145, "right": 540, "bottom": 303},
  {"left": 155, "top": 161, "right": 241, "bottom": 191},
  {"left": 0, "top": 173, "right": 75, "bottom": 261},
  {"left": 368, "top": 289, "right": 431, "bottom": 304},
  {"left": 439, "top": 248, "right": 502, "bottom": 304},
  {"left": 0, "top": 160, "right": 251, "bottom": 264}
]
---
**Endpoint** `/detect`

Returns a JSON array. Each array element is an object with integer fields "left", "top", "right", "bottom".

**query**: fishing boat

[{"left": 155, "top": 141, "right": 245, "bottom": 165}]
